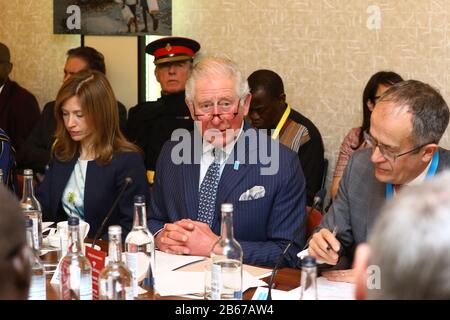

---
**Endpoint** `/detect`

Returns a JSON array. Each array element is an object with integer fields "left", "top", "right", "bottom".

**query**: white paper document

[
  {"left": 155, "top": 269, "right": 266, "bottom": 297},
  {"left": 252, "top": 277, "right": 355, "bottom": 300},
  {"left": 313, "top": 277, "right": 355, "bottom": 300},
  {"left": 252, "top": 286, "right": 292, "bottom": 300},
  {"left": 155, "top": 250, "right": 206, "bottom": 273}
]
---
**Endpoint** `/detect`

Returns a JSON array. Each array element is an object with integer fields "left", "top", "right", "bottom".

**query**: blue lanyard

[{"left": 386, "top": 151, "right": 439, "bottom": 200}]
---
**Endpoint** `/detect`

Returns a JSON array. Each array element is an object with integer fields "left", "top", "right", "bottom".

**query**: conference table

[{"left": 45, "top": 240, "right": 301, "bottom": 300}]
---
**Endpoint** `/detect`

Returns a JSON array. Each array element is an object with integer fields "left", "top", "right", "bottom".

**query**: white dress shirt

[{"left": 199, "top": 123, "right": 244, "bottom": 188}]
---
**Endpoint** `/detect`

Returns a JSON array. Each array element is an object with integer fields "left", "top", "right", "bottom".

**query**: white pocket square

[{"left": 239, "top": 186, "right": 265, "bottom": 201}]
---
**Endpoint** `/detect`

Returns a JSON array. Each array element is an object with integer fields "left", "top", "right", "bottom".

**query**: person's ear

[
  {"left": 154, "top": 67, "right": 160, "bottom": 82},
  {"left": 11, "top": 245, "right": 31, "bottom": 300},
  {"left": 185, "top": 98, "right": 196, "bottom": 120},
  {"left": 367, "top": 99, "right": 375, "bottom": 112},
  {"left": 11, "top": 246, "right": 29, "bottom": 276},
  {"left": 279, "top": 93, "right": 286, "bottom": 104},
  {"left": 353, "top": 243, "right": 370, "bottom": 300},
  {"left": 421, "top": 144, "right": 439, "bottom": 163},
  {"left": 241, "top": 93, "right": 251, "bottom": 116},
  {"left": 3, "top": 61, "right": 13, "bottom": 77}
]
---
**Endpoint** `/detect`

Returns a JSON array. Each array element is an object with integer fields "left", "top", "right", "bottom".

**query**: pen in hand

[{"left": 326, "top": 226, "right": 338, "bottom": 251}]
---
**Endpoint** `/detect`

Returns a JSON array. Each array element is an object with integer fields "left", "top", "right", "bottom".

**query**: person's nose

[
  {"left": 168, "top": 64, "right": 177, "bottom": 74},
  {"left": 370, "top": 146, "right": 386, "bottom": 164},
  {"left": 66, "top": 114, "right": 76, "bottom": 128},
  {"left": 210, "top": 105, "right": 223, "bottom": 125},
  {"left": 248, "top": 109, "right": 260, "bottom": 120}
]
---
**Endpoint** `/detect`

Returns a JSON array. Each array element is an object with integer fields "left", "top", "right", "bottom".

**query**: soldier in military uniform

[{"left": 127, "top": 37, "right": 200, "bottom": 183}]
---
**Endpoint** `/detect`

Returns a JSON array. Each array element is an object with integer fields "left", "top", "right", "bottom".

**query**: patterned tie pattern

[{"left": 197, "top": 149, "right": 222, "bottom": 226}]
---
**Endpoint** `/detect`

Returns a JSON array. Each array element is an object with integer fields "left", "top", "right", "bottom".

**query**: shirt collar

[
  {"left": 0, "top": 84, "right": 4, "bottom": 95},
  {"left": 405, "top": 159, "right": 432, "bottom": 187}
]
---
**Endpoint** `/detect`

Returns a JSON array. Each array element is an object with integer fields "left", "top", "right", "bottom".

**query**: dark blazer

[
  {"left": 320, "top": 147, "right": 450, "bottom": 263},
  {"left": 288, "top": 109, "right": 325, "bottom": 205},
  {"left": 127, "top": 91, "right": 194, "bottom": 171},
  {"left": 149, "top": 123, "right": 307, "bottom": 267},
  {"left": 0, "top": 80, "right": 40, "bottom": 168},
  {"left": 36, "top": 152, "right": 150, "bottom": 239},
  {"left": 22, "top": 100, "right": 128, "bottom": 173}
]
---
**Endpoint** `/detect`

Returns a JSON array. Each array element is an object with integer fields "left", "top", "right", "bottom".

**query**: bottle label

[
  {"left": 60, "top": 259, "right": 71, "bottom": 300},
  {"left": 125, "top": 286, "right": 134, "bottom": 300},
  {"left": 69, "top": 264, "right": 81, "bottom": 291},
  {"left": 28, "top": 275, "right": 46, "bottom": 300},
  {"left": 211, "top": 264, "right": 221, "bottom": 300},
  {"left": 99, "top": 277, "right": 133, "bottom": 300},
  {"left": 125, "top": 252, "right": 138, "bottom": 297},
  {"left": 99, "top": 278, "right": 107, "bottom": 299},
  {"left": 300, "top": 269, "right": 318, "bottom": 300},
  {"left": 80, "top": 276, "right": 93, "bottom": 300},
  {"left": 60, "top": 259, "right": 92, "bottom": 300}
]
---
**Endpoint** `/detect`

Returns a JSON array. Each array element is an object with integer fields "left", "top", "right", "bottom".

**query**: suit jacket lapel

[
  {"left": 365, "top": 180, "right": 385, "bottom": 237},
  {"left": 211, "top": 123, "right": 258, "bottom": 230},
  {"left": 183, "top": 132, "right": 201, "bottom": 220},
  {"left": 51, "top": 156, "right": 78, "bottom": 220}
]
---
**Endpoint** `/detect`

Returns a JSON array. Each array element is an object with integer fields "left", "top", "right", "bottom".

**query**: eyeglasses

[
  {"left": 364, "top": 131, "right": 432, "bottom": 162},
  {"left": 193, "top": 99, "right": 240, "bottom": 121}
]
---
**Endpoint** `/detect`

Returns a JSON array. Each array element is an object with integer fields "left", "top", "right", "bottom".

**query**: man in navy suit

[{"left": 148, "top": 57, "right": 306, "bottom": 267}]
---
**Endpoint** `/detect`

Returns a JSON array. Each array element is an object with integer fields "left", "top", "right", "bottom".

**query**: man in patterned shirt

[{"left": 247, "top": 69, "right": 325, "bottom": 206}]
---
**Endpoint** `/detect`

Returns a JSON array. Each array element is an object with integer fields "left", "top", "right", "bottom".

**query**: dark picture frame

[{"left": 54, "top": 0, "right": 172, "bottom": 36}]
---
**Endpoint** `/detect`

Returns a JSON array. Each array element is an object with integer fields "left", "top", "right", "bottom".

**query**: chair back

[
  {"left": 306, "top": 206, "right": 322, "bottom": 240},
  {"left": 0, "top": 128, "right": 18, "bottom": 193}
]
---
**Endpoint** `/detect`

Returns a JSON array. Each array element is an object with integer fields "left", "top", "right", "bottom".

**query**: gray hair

[
  {"left": 367, "top": 171, "right": 450, "bottom": 299},
  {"left": 185, "top": 56, "right": 250, "bottom": 106},
  {"left": 378, "top": 80, "right": 449, "bottom": 145}
]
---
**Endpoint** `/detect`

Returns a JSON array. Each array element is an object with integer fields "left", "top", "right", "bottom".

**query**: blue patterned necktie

[{"left": 198, "top": 149, "right": 222, "bottom": 227}]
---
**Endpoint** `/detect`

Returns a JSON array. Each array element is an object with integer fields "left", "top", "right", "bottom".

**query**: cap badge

[{"left": 165, "top": 43, "right": 172, "bottom": 52}]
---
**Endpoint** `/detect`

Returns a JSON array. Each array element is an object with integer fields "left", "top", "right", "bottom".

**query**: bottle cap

[
  {"left": 108, "top": 225, "right": 122, "bottom": 236},
  {"left": 134, "top": 195, "right": 145, "bottom": 204},
  {"left": 25, "top": 219, "right": 33, "bottom": 228},
  {"left": 221, "top": 203, "right": 233, "bottom": 212},
  {"left": 301, "top": 255, "right": 316, "bottom": 267},
  {"left": 68, "top": 217, "right": 80, "bottom": 226},
  {"left": 23, "top": 169, "right": 33, "bottom": 176}
]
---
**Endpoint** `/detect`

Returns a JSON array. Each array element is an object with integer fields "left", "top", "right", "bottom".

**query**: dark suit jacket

[
  {"left": 21, "top": 100, "right": 128, "bottom": 173},
  {"left": 288, "top": 109, "right": 325, "bottom": 205},
  {"left": 36, "top": 152, "right": 150, "bottom": 239},
  {"left": 127, "top": 91, "right": 194, "bottom": 171},
  {"left": 149, "top": 123, "right": 307, "bottom": 267},
  {"left": 0, "top": 80, "right": 40, "bottom": 168},
  {"left": 320, "top": 147, "right": 450, "bottom": 263}
]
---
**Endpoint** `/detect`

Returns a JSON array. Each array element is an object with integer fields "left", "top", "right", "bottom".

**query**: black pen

[{"left": 326, "top": 226, "right": 338, "bottom": 251}]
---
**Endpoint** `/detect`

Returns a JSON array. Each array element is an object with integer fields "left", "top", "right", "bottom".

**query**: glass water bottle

[
  {"left": 125, "top": 195, "right": 155, "bottom": 297},
  {"left": 210, "top": 203, "right": 243, "bottom": 300},
  {"left": 300, "top": 256, "right": 318, "bottom": 300},
  {"left": 99, "top": 225, "right": 133, "bottom": 300},
  {"left": 25, "top": 219, "right": 46, "bottom": 300},
  {"left": 59, "top": 217, "right": 93, "bottom": 300},
  {"left": 19, "top": 169, "right": 43, "bottom": 250}
]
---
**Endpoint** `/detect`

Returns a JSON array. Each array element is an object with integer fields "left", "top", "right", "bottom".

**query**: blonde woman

[{"left": 36, "top": 70, "right": 150, "bottom": 239}]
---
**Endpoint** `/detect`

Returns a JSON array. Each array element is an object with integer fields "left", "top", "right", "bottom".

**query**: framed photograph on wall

[{"left": 54, "top": 0, "right": 172, "bottom": 36}]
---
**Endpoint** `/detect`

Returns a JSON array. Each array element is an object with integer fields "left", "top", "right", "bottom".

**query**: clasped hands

[{"left": 155, "top": 219, "right": 219, "bottom": 256}]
